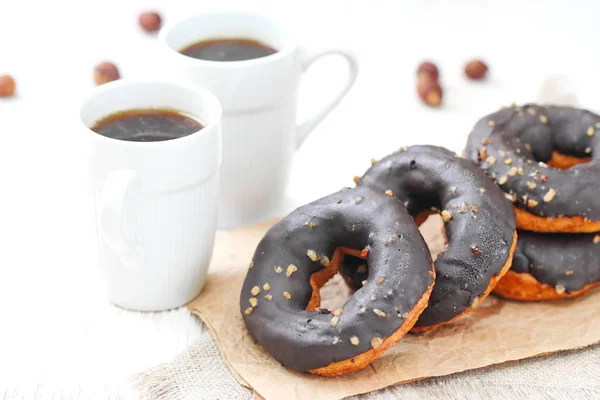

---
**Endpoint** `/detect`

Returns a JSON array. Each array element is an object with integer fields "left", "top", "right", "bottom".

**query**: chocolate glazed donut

[
  {"left": 465, "top": 104, "right": 600, "bottom": 233},
  {"left": 240, "top": 186, "right": 435, "bottom": 376},
  {"left": 494, "top": 231, "right": 600, "bottom": 301},
  {"left": 345, "top": 145, "right": 517, "bottom": 331}
]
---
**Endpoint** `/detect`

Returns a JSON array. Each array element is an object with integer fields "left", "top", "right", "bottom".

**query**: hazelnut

[
  {"left": 464, "top": 59, "right": 488, "bottom": 80},
  {"left": 139, "top": 11, "right": 162, "bottom": 33},
  {"left": 417, "top": 78, "right": 442, "bottom": 107},
  {"left": 0, "top": 75, "right": 16, "bottom": 97},
  {"left": 94, "top": 62, "right": 120, "bottom": 86},
  {"left": 417, "top": 61, "right": 439, "bottom": 81}
]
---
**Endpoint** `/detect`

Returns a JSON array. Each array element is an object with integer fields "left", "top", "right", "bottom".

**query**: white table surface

[{"left": 2, "top": 0, "right": 599, "bottom": 398}]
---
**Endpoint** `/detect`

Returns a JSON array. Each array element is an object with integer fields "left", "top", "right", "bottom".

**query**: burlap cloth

[{"left": 132, "top": 216, "right": 600, "bottom": 399}]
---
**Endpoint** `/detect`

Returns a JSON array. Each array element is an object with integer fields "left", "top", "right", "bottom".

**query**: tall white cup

[
  {"left": 160, "top": 11, "right": 359, "bottom": 228},
  {"left": 80, "top": 80, "right": 222, "bottom": 311}
]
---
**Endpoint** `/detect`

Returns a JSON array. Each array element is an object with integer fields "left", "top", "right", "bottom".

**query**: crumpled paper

[{"left": 187, "top": 216, "right": 600, "bottom": 400}]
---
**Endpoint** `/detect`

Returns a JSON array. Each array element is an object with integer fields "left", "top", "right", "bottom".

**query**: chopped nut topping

[
  {"left": 450, "top": 186, "right": 457, "bottom": 194},
  {"left": 320, "top": 256, "right": 330, "bottom": 267},
  {"left": 249, "top": 297, "right": 258, "bottom": 308},
  {"left": 593, "top": 235, "right": 600, "bottom": 244},
  {"left": 527, "top": 181, "right": 536, "bottom": 189},
  {"left": 525, "top": 143, "right": 532, "bottom": 151},
  {"left": 498, "top": 149, "right": 506, "bottom": 157},
  {"left": 330, "top": 316, "right": 339, "bottom": 327},
  {"left": 527, "top": 108, "right": 537, "bottom": 116},
  {"left": 479, "top": 147, "right": 488, "bottom": 161},
  {"left": 362, "top": 280, "right": 368, "bottom": 286},
  {"left": 471, "top": 205, "right": 479, "bottom": 213},
  {"left": 566, "top": 270, "right": 574, "bottom": 275},
  {"left": 370, "top": 295, "right": 376, "bottom": 302},
  {"left": 486, "top": 156, "right": 497, "bottom": 165},
  {"left": 264, "top": 294, "right": 273, "bottom": 301},
  {"left": 332, "top": 308, "right": 343, "bottom": 316},
  {"left": 587, "top": 127, "right": 595, "bottom": 136},
  {"left": 402, "top": 312, "right": 409, "bottom": 318},
  {"left": 355, "top": 196, "right": 363, "bottom": 204},
  {"left": 274, "top": 266, "right": 283, "bottom": 273},
  {"left": 522, "top": 195, "right": 528, "bottom": 202},
  {"left": 555, "top": 285, "right": 566, "bottom": 295},
  {"left": 450, "top": 203, "right": 458, "bottom": 209},
  {"left": 370, "top": 158, "right": 377, "bottom": 165},
  {"left": 286, "top": 264, "right": 298, "bottom": 277},
  {"left": 481, "top": 138, "right": 492, "bottom": 145},
  {"left": 305, "top": 222, "right": 316, "bottom": 228},
  {"left": 386, "top": 235, "right": 399, "bottom": 244},
  {"left": 441, "top": 210, "right": 452, "bottom": 222},
  {"left": 459, "top": 203, "right": 468, "bottom": 213},
  {"left": 540, "top": 175, "right": 548, "bottom": 183},
  {"left": 428, "top": 270, "right": 435, "bottom": 278},
  {"left": 504, "top": 158, "right": 513, "bottom": 165},
  {"left": 400, "top": 145, "right": 409, "bottom": 152},
  {"left": 498, "top": 176, "right": 508, "bottom": 185},
  {"left": 371, "top": 337, "right": 384, "bottom": 349},
  {"left": 357, "top": 264, "right": 367, "bottom": 274},
  {"left": 249, "top": 261, "right": 254, "bottom": 269},
  {"left": 471, "top": 246, "right": 481, "bottom": 255},
  {"left": 306, "top": 250, "right": 319, "bottom": 262},
  {"left": 373, "top": 309, "right": 387, "bottom": 318},
  {"left": 507, "top": 167, "right": 518, "bottom": 176},
  {"left": 244, "top": 307, "right": 253, "bottom": 315},
  {"left": 488, "top": 120, "right": 496, "bottom": 126},
  {"left": 263, "top": 283, "right": 271, "bottom": 291},
  {"left": 505, "top": 193, "right": 516, "bottom": 201},
  {"left": 358, "top": 307, "right": 367, "bottom": 314},
  {"left": 283, "top": 291, "right": 292, "bottom": 300},
  {"left": 332, "top": 337, "right": 341, "bottom": 345},
  {"left": 353, "top": 176, "right": 360, "bottom": 183},
  {"left": 539, "top": 115, "right": 548, "bottom": 124},
  {"left": 385, "top": 190, "right": 394, "bottom": 196},
  {"left": 251, "top": 286, "right": 260, "bottom": 296},
  {"left": 350, "top": 336, "right": 360, "bottom": 346},
  {"left": 543, "top": 188, "right": 556, "bottom": 202},
  {"left": 585, "top": 147, "right": 592, "bottom": 154},
  {"left": 479, "top": 187, "right": 487, "bottom": 193},
  {"left": 377, "top": 277, "right": 385, "bottom": 285},
  {"left": 527, "top": 199, "right": 539, "bottom": 208}
]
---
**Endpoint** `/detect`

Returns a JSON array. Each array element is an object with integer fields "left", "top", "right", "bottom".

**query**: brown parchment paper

[{"left": 187, "top": 216, "right": 600, "bottom": 400}]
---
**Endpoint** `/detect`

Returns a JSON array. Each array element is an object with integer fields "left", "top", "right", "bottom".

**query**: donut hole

[{"left": 318, "top": 273, "right": 353, "bottom": 311}]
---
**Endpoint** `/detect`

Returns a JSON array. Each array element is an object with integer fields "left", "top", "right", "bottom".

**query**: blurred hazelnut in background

[
  {"left": 0, "top": 74, "right": 16, "bottom": 97},
  {"left": 465, "top": 59, "right": 488, "bottom": 80},
  {"left": 139, "top": 11, "right": 162, "bottom": 33},
  {"left": 94, "top": 62, "right": 120, "bottom": 86}
]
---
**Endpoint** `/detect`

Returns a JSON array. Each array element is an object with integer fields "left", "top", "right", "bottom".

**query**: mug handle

[
  {"left": 99, "top": 169, "right": 143, "bottom": 270},
  {"left": 296, "top": 47, "right": 359, "bottom": 148}
]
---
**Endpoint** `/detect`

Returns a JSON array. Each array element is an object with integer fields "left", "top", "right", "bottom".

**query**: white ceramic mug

[
  {"left": 159, "top": 11, "right": 359, "bottom": 228},
  {"left": 80, "top": 80, "right": 222, "bottom": 311}
]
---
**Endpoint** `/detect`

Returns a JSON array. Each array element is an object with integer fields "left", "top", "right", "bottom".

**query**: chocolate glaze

[
  {"left": 240, "top": 187, "right": 434, "bottom": 372},
  {"left": 465, "top": 104, "right": 600, "bottom": 220},
  {"left": 512, "top": 231, "right": 600, "bottom": 292},
  {"left": 351, "top": 145, "right": 516, "bottom": 328}
]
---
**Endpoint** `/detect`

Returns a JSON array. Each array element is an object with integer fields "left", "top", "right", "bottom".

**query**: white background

[{"left": 1, "top": 0, "right": 598, "bottom": 398}]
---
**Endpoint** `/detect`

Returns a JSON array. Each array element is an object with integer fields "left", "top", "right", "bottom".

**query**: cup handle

[
  {"left": 99, "top": 169, "right": 143, "bottom": 270},
  {"left": 295, "top": 47, "right": 359, "bottom": 149}
]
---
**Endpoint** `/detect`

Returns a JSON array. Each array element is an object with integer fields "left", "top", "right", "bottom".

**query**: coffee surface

[
  {"left": 180, "top": 38, "right": 277, "bottom": 62},
  {"left": 91, "top": 109, "right": 204, "bottom": 142}
]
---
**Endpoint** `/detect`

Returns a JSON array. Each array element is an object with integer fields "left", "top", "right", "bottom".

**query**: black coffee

[
  {"left": 91, "top": 109, "right": 204, "bottom": 142},
  {"left": 180, "top": 38, "right": 277, "bottom": 62}
]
